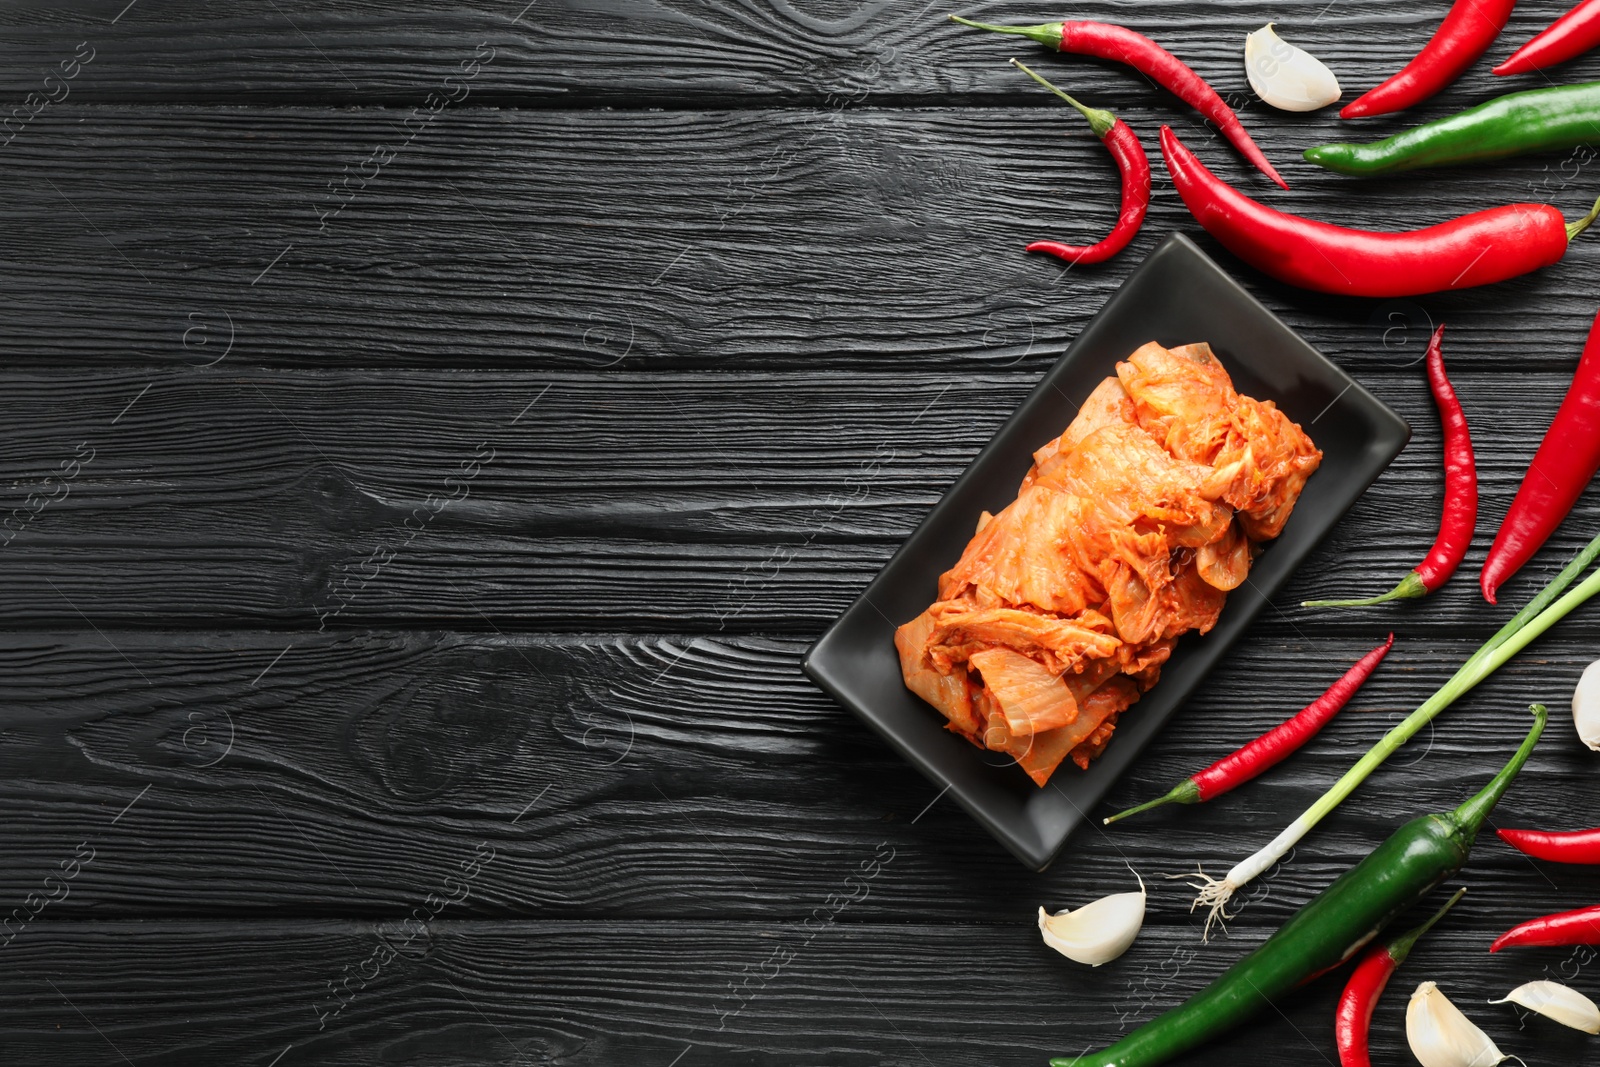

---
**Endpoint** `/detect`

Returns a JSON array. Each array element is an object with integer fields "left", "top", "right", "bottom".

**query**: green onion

[{"left": 1189, "top": 529, "right": 1600, "bottom": 928}]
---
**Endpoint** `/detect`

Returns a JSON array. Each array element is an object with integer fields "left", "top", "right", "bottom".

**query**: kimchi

[{"left": 895, "top": 342, "right": 1322, "bottom": 786}]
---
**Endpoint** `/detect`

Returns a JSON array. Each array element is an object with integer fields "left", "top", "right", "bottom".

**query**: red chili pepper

[
  {"left": 1491, "top": 902, "right": 1600, "bottom": 950},
  {"left": 1336, "top": 888, "right": 1465, "bottom": 1067},
  {"left": 1103, "top": 634, "right": 1394, "bottom": 824},
  {"left": 950, "top": 15, "right": 1287, "bottom": 189},
  {"left": 1159, "top": 125, "right": 1600, "bottom": 297},
  {"left": 1305, "top": 325, "right": 1476, "bottom": 607},
  {"left": 1495, "top": 0, "right": 1600, "bottom": 75},
  {"left": 1481, "top": 309, "right": 1600, "bottom": 602},
  {"left": 1007, "top": 59, "right": 1149, "bottom": 265},
  {"left": 1498, "top": 825, "right": 1600, "bottom": 863},
  {"left": 1342, "top": 0, "right": 1518, "bottom": 118}
]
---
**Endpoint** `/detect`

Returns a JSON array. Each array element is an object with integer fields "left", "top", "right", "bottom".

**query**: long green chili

[
  {"left": 1306, "top": 81, "right": 1600, "bottom": 176},
  {"left": 1057, "top": 706, "right": 1547, "bottom": 1067}
]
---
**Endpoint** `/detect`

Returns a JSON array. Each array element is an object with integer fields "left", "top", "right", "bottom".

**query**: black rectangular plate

[{"left": 802, "top": 233, "right": 1411, "bottom": 871}]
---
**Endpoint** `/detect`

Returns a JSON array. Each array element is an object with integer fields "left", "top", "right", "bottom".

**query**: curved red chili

[
  {"left": 1008, "top": 59, "right": 1149, "bottom": 265},
  {"left": 1482, "top": 309, "right": 1600, "bottom": 602},
  {"left": 1491, "top": 902, "right": 1600, "bottom": 951},
  {"left": 1305, "top": 325, "right": 1476, "bottom": 606},
  {"left": 1336, "top": 888, "right": 1465, "bottom": 1067},
  {"left": 951, "top": 15, "right": 1287, "bottom": 188},
  {"left": 1103, "top": 634, "right": 1393, "bottom": 823},
  {"left": 1342, "top": 0, "right": 1518, "bottom": 118},
  {"left": 1495, "top": 0, "right": 1600, "bottom": 75},
  {"left": 1498, "top": 825, "right": 1600, "bottom": 863},
  {"left": 1160, "top": 125, "right": 1600, "bottom": 297}
]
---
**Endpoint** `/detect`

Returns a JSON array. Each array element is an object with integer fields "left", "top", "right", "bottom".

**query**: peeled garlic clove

[
  {"left": 1573, "top": 659, "right": 1600, "bottom": 750},
  {"left": 1408, "top": 981, "right": 1515, "bottom": 1067},
  {"left": 1037, "top": 872, "right": 1145, "bottom": 966},
  {"left": 1491, "top": 979, "right": 1600, "bottom": 1034},
  {"left": 1244, "top": 24, "right": 1340, "bottom": 112}
]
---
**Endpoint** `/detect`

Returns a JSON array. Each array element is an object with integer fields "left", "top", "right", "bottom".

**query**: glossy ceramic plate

[{"left": 802, "top": 233, "right": 1411, "bottom": 870}]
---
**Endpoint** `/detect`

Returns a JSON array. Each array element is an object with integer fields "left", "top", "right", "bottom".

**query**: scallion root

[{"left": 1167, "top": 866, "right": 1237, "bottom": 941}]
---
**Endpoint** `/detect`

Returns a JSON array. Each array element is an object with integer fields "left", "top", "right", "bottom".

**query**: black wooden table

[{"left": 4, "top": 1, "right": 1600, "bottom": 1064}]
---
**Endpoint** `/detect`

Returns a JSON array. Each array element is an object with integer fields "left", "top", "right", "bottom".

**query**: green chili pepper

[
  {"left": 1305, "top": 82, "right": 1600, "bottom": 175},
  {"left": 1053, "top": 704, "right": 1547, "bottom": 1067}
]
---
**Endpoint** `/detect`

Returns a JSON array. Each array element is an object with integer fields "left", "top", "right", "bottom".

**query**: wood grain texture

[
  {"left": 0, "top": 0, "right": 1595, "bottom": 111},
  {"left": 2, "top": 105, "right": 1599, "bottom": 372},
  {"left": 5, "top": 920, "right": 1589, "bottom": 1067},
  {"left": 9, "top": 3, "right": 1600, "bottom": 1064},
  {"left": 0, "top": 365, "right": 1597, "bottom": 630},
  {"left": 1, "top": 627, "right": 1596, "bottom": 922}
]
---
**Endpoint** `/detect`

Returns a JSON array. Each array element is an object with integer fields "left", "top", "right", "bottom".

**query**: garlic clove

[
  {"left": 1407, "top": 981, "right": 1515, "bottom": 1067},
  {"left": 1037, "top": 872, "right": 1145, "bottom": 966},
  {"left": 1572, "top": 658, "right": 1600, "bottom": 750},
  {"left": 1491, "top": 979, "right": 1600, "bottom": 1034},
  {"left": 1244, "top": 24, "right": 1340, "bottom": 112}
]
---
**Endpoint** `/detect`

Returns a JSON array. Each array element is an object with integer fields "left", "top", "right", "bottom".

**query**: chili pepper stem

[
  {"left": 1454, "top": 705, "right": 1547, "bottom": 835},
  {"left": 1104, "top": 778, "right": 1201, "bottom": 824},
  {"left": 1303, "top": 570, "right": 1428, "bottom": 608},
  {"left": 948, "top": 15, "right": 1063, "bottom": 49},
  {"left": 1389, "top": 886, "right": 1467, "bottom": 964},
  {"left": 1568, "top": 190, "right": 1600, "bottom": 240},
  {"left": 1008, "top": 58, "right": 1118, "bottom": 135}
]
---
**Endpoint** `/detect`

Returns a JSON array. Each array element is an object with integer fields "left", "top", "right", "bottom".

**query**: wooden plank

[
  {"left": 0, "top": 364, "right": 1594, "bottom": 629},
  {"left": 1, "top": 106, "right": 1597, "bottom": 372},
  {"left": 4, "top": 919, "right": 1577, "bottom": 1066},
  {"left": 0, "top": 364, "right": 1593, "bottom": 630},
  {"left": 0, "top": 365, "right": 1544, "bottom": 622},
  {"left": 0, "top": 0, "right": 1592, "bottom": 112},
  {"left": 1, "top": 628, "right": 1595, "bottom": 919},
  {"left": 3, "top": 9, "right": 1593, "bottom": 1067}
]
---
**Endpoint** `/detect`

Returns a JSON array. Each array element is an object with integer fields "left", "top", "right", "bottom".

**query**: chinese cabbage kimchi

[{"left": 896, "top": 342, "right": 1322, "bottom": 786}]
